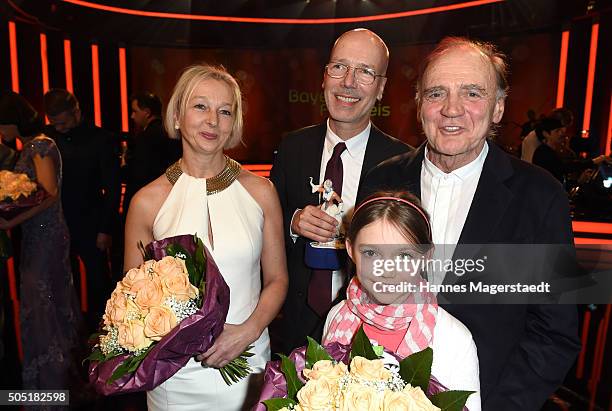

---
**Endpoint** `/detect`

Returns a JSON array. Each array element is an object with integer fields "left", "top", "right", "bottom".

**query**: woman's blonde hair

[{"left": 165, "top": 64, "right": 243, "bottom": 149}]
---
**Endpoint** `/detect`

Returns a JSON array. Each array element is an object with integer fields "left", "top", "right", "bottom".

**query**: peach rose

[
  {"left": 144, "top": 306, "right": 177, "bottom": 341},
  {"left": 296, "top": 378, "right": 336, "bottom": 410},
  {"left": 117, "top": 319, "right": 152, "bottom": 352},
  {"left": 340, "top": 384, "right": 381, "bottom": 411},
  {"left": 349, "top": 357, "right": 391, "bottom": 381},
  {"left": 402, "top": 386, "right": 440, "bottom": 411},
  {"left": 121, "top": 266, "right": 148, "bottom": 292},
  {"left": 159, "top": 266, "right": 198, "bottom": 301},
  {"left": 154, "top": 256, "right": 187, "bottom": 278},
  {"left": 103, "top": 288, "right": 129, "bottom": 326},
  {"left": 303, "top": 360, "right": 347, "bottom": 386},
  {"left": 134, "top": 276, "right": 165, "bottom": 309}
]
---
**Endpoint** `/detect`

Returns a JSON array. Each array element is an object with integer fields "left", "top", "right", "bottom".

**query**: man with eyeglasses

[{"left": 271, "top": 28, "right": 410, "bottom": 353}]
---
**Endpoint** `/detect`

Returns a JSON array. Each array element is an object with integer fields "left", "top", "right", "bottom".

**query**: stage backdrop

[{"left": 131, "top": 32, "right": 560, "bottom": 163}]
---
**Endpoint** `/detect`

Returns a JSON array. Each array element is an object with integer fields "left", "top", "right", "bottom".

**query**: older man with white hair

[{"left": 361, "top": 37, "right": 580, "bottom": 410}]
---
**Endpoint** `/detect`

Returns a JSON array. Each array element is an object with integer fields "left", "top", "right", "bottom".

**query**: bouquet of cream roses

[
  {"left": 0, "top": 170, "right": 48, "bottom": 220},
  {"left": 258, "top": 328, "right": 473, "bottom": 411},
  {"left": 88, "top": 234, "right": 253, "bottom": 394}
]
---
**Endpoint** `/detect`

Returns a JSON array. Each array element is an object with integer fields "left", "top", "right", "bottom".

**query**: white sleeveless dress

[{"left": 147, "top": 171, "right": 271, "bottom": 410}]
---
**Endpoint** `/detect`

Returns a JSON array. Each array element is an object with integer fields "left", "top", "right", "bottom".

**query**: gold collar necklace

[{"left": 165, "top": 156, "right": 242, "bottom": 195}]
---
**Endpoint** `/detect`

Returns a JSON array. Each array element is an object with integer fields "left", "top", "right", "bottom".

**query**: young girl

[{"left": 323, "top": 191, "right": 481, "bottom": 411}]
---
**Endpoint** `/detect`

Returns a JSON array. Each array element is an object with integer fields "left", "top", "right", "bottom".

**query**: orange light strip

[
  {"left": 582, "top": 23, "right": 599, "bottom": 138},
  {"left": 242, "top": 164, "right": 273, "bottom": 177},
  {"left": 39, "top": 33, "right": 49, "bottom": 94},
  {"left": 119, "top": 47, "right": 129, "bottom": 132},
  {"left": 40, "top": 33, "right": 50, "bottom": 124},
  {"left": 555, "top": 30, "right": 569, "bottom": 108},
  {"left": 119, "top": 183, "right": 126, "bottom": 215},
  {"left": 588, "top": 319, "right": 604, "bottom": 403},
  {"left": 78, "top": 256, "right": 88, "bottom": 312},
  {"left": 8, "top": 21, "right": 19, "bottom": 93},
  {"left": 62, "top": 0, "right": 503, "bottom": 24},
  {"left": 574, "top": 238, "right": 612, "bottom": 245},
  {"left": 7, "top": 256, "right": 23, "bottom": 361},
  {"left": 595, "top": 305, "right": 611, "bottom": 382},
  {"left": 242, "top": 164, "right": 273, "bottom": 171},
  {"left": 91, "top": 44, "right": 102, "bottom": 126},
  {"left": 63, "top": 39, "right": 74, "bottom": 93},
  {"left": 572, "top": 221, "right": 612, "bottom": 235},
  {"left": 606, "top": 93, "right": 611, "bottom": 156},
  {"left": 4, "top": 231, "right": 23, "bottom": 361},
  {"left": 576, "top": 309, "right": 591, "bottom": 379}
]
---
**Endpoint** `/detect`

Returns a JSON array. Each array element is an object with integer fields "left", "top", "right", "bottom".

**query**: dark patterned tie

[{"left": 308, "top": 142, "right": 346, "bottom": 317}]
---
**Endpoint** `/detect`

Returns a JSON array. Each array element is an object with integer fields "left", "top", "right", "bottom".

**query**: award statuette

[{"left": 304, "top": 177, "right": 345, "bottom": 269}]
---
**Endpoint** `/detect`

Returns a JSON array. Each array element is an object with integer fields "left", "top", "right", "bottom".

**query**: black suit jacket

[
  {"left": 270, "top": 123, "right": 411, "bottom": 352},
  {"left": 45, "top": 120, "right": 121, "bottom": 241},
  {"left": 124, "top": 118, "right": 181, "bottom": 211},
  {"left": 360, "top": 142, "right": 581, "bottom": 411}
]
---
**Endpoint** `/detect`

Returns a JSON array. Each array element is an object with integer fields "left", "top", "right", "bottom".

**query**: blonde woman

[{"left": 124, "top": 65, "right": 288, "bottom": 410}]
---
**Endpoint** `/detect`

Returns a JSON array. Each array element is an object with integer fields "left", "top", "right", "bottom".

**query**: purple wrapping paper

[
  {"left": 254, "top": 342, "right": 449, "bottom": 411},
  {"left": 0, "top": 187, "right": 49, "bottom": 220},
  {"left": 88, "top": 234, "right": 230, "bottom": 395}
]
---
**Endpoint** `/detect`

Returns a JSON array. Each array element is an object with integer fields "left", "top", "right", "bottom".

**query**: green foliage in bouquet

[
  {"left": 304, "top": 336, "right": 333, "bottom": 368},
  {"left": 263, "top": 325, "right": 474, "bottom": 411}
]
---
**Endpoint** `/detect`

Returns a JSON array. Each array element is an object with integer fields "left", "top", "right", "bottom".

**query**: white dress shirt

[
  {"left": 421, "top": 142, "right": 488, "bottom": 285},
  {"left": 321, "top": 120, "right": 370, "bottom": 299},
  {"left": 290, "top": 120, "right": 371, "bottom": 300}
]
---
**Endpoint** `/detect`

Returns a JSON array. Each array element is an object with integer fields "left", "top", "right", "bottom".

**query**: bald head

[{"left": 331, "top": 29, "right": 389, "bottom": 75}]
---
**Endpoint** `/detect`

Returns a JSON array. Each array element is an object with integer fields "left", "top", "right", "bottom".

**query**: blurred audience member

[
  {"left": 44, "top": 88, "right": 120, "bottom": 331},
  {"left": 522, "top": 107, "right": 575, "bottom": 164},
  {"left": 124, "top": 92, "right": 181, "bottom": 213},
  {"left": 549, "top": 108, "right": 576, "bottom": 160},
  {"left": 532, "top": 116, "right": 610, "bottom": 184},
  {"left": 519, "top": 109, "right": 538, "bottom": 138}
]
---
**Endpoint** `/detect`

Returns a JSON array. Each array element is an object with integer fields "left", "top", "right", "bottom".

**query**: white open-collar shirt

[{"left": 421, "top": 142, "right": 488, "bottom": 285}]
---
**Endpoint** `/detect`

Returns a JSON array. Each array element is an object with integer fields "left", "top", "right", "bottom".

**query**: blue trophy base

[{"left": 304, "top": 241, "right": 345, "bottom": 270}]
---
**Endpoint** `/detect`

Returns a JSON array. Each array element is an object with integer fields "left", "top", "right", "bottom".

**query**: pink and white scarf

[{"left": 323, "top": 277, "right": 438, "bottom": 358}]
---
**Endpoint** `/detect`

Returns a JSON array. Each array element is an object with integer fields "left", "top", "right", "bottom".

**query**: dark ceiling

[{"left": 2, "top": 0, "right": 604, "bottom": 48}]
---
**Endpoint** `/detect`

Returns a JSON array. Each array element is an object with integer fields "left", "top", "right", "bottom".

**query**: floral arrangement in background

[
  {"left": 0, "top": 170, "right": 41, "bottom": 258},
  {"left": 260, "top": 328, "right": 473, "bottom": 411},
  {"left": 0, "top": 170, "right": 37, "bottom": 201},
  {"left": 0, "top": 170, "right": 49, "bottom": 224},
  {"left": 88, "top": 234, "right": 253, "bottom": 394}
]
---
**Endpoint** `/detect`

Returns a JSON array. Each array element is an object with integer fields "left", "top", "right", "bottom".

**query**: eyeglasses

[{"left": 325, "top": 62, "right": 385, "bottom": 85}]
